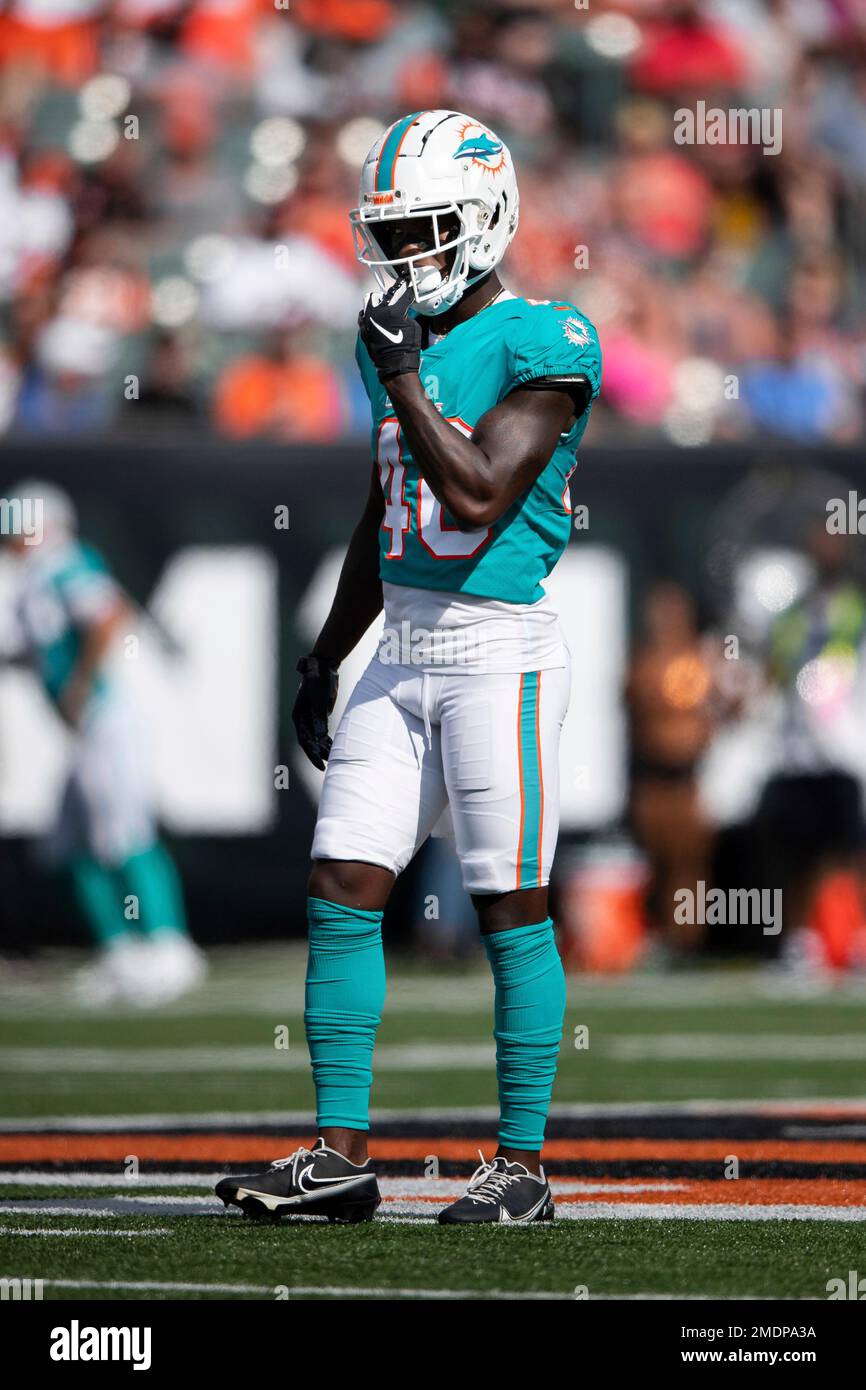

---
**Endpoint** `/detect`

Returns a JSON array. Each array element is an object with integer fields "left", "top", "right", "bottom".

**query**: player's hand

[
  {"left": 292, "top": 655, "right": 339, "bottom": 771},
  {"left": 358, "top": 279, "right": 422, "bottom": 381},
  {"left": 57, "top": 673, "right": 90, "bottom": 729}
]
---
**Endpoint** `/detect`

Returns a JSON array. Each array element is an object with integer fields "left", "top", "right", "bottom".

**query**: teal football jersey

[
  {"left": 356, "top": 294, "right": 602, "bottom": 604},
  {"left": 14, "top": 539, "right": 119, "bottom": 705}
]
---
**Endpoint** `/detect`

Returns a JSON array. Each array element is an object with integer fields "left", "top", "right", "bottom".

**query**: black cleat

[
  {"left": 215, "top": 1138, "right": 380, "bottom": 1224},
  {"left": 438, "top": 1154, "right": 554, "bottom": 1225}
]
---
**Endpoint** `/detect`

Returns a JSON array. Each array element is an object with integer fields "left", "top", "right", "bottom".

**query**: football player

[
  {"left": 216, "top": 111, "right": 601, "bottom": 1224},
  {"left": 3, "top": 481, "right": 205, "bottom": 1006}
]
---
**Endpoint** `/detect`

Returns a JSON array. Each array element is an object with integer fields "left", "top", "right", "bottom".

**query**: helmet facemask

[{"left": 350, "top": 200, "right": 492, "bottom": 316}]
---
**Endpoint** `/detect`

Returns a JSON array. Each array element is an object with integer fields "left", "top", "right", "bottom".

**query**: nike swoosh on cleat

[
  {"left": 235, "top": 1173, "right": 374, "bottom": 1209},
  {"left": 372, "top": 321, "right": 404, "bottom": 343},
  {"left": 296, "top": 1164, "right": 372, "bottom": 1192}
]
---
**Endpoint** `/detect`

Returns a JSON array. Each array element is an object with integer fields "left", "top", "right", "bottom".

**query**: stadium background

[{"left": 1, "top": 0, "right": 865, "bottom": 962}]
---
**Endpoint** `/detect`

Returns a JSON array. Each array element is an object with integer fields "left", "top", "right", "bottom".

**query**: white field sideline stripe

[
  {"left": 3, "top": 1097, "right": 866, "bottom": 1131},
  {"left": 0, "top": 1044, "right": 496, "bottom": 1073},
  {"left": 6, "top": 966, "right": 856, "bottom": 1018},
  {"left": 36, "top": 1280, "right": 789, "bottom": 1301},
  {"left": 611, "top": 1035, "right": 866, "bottom": 1061},
  {"left": 4, "top": 1228, "right": 170, "bottom": 1237},
  {"left": 0, "top": 1173, "right": 689, "bottom": 1196},
  {"left": 5, "top": 1036, "right": 866, "bottom": 1072},
  {"left": 380, "top": 1203, "right": 866, "bottom": 1223},
  {"left": 1, "top": 1197, "right": 217, "bottom": 1210},
  {"left": 592, "top": 1294, "right": 790, "bottom": 1301},
  {"left": 0, "top": 1204, "right": 178, "bottom": 1218},
  {"left": 3, "top": 1202, "right": 861, "bottom": 1224},
  {"left": 0, "top": 1172, "right": 227, "bottom": 1188},
  {"left": 0, "top": 1184, "right": 692, "bottom": 1206},
  {"left": 43, "top": 1279, "right": 571, "bottom": 1300},
  {"left": 6, "top": 1201, "right": 854, "bottom": 1223}
]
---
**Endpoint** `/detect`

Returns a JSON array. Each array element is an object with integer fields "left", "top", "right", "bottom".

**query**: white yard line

[
  {"left": 4, "top": 1228, "right": 170, "bottom": 1237},
  {"left": 0, "top": 1204, "right": 178, "bottom": 1218},
  {"left": 378, "top": 1203, "right": 866, "bottom": 1223},
  {"left": 0, "top": 1172, "right": 225, "bottom": 1188},
  {"left": 610, "top": 1035, "right": 866, "bottom": 1061},
  {"left": 1, "top": 1196, "right": 216, "bottom": 1209},
  {"left": 3, "top": 1199, "right": 862, "bottom": 1223},
  {"left": 0, "top": 1175, "right": 689, "bottom": 1196},
  {"left": 42, "top": 1278, "right": 569, "bottom": 1299},
  {"left": 5, "top": 957, "right": 866, "bottom": 1023},
  {"left": 0, "top": 1044, "right": 496, "bottom": 1073},
  {"left": 4, "top": 1035, "right": 866, "bottom": 1074},
  {"left": 33, "top": 1279, "right": 794, "bottom": 1300}
]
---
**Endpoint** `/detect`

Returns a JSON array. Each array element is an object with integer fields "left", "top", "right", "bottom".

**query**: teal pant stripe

[
  {"left": 375, "top": 111, "right": 422, "bottom": 190},
  {"left": 518, "top": 671, "right": 542, "bottom": 889},
  {"left": 304, "top": 897, "right": 385, "bottom": 1132},
  {"left": 484, "top": 918, "right": 565, "bottom": 1150}
]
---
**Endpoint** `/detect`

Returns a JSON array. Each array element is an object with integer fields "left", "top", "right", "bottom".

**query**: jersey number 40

[{"left": 376, "top": 417, "right": 493, "bottom": 560}]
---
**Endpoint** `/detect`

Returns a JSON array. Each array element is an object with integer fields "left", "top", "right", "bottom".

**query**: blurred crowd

[{"left": 0, "top": 0, "right": 864, "bottom": 444}]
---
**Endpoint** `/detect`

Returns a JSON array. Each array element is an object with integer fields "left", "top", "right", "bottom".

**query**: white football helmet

[
  {"left": 8, "top": 479, "right": 77, "bottom": 538},
  {"left": 350, "top": 110, "right": 519, "bottom": 316}
]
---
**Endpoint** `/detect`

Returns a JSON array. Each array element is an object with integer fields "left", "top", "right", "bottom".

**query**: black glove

[
  {"left": 358, "top": 278, "right": 423, "bottom": 381},
  {"left": 292, "top": 655, "right": 339, "bottom": 771}
]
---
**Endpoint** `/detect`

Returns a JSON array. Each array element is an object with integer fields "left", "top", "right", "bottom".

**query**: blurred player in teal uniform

[
  {"left": 4, "top": 481, "right": 205, "bottom": 1006},
  {"left": 217, "top": 111, "right": 601, "bottom": 1226}
]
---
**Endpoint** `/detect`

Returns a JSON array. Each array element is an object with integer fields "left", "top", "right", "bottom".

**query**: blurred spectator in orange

[
  {"left": 0, "top": 0, "right": 102, "bottom": 86},
  {"left": 214, "top": 327, "right": 347, "bottom": 440},
  {"left": 292, "top": 0, "right": 396, "bottom": 45}
]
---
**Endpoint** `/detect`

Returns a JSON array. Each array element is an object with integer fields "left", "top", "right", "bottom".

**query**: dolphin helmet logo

[
  {"left": 454, "top": 132, "right": 503, "bottom": 163},
  {"left": 452, "top": 123, "right": 507, "bottom": 174}
]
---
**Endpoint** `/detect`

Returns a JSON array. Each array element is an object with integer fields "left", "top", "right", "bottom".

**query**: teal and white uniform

[
  {"left": 313, "top": 291, "right": 602, "bottom": 892},
  {"left": 13, "top": 536, "right": 155, "bottom": 865},
  {"left": 16, "top": 538, "right": 116, "bottom": 709}
]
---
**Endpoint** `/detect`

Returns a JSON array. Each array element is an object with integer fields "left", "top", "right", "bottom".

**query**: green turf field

[
  {"left": 2, "top": 945, "right": 866, "bottom": 1117},
  {"left": 1, "top": 1215, "right": 862, "bottom": 1301},
  {"left": 1, "top": 947, "right": 865, "bottom": 1301}
]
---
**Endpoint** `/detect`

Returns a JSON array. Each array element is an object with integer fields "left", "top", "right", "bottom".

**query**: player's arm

[
  {"left": 385, "top": 374, "right": 587, "bottom": 529},
  {"left": 293, "top": 464, "right": 384, "bottom": 769},
  {"left": 58, "top": 596, "right": 130, "bottom": 727},
  {"left": 358, "top": 280, "right": 590, "bottom": 530}
]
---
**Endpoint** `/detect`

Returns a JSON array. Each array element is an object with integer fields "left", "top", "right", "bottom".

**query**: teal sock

[
  {"left": 70, "top": 856, "right": 130, "bottom": 947},
  {"left": 483, "top": 918, "right": 566, "bottom": 1151},
  {"left": 304, "top": 897, "right": 386, "bottom": 1132},
  {"left": 122, "top": 843, "right": 188, "bottom": 938}
]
